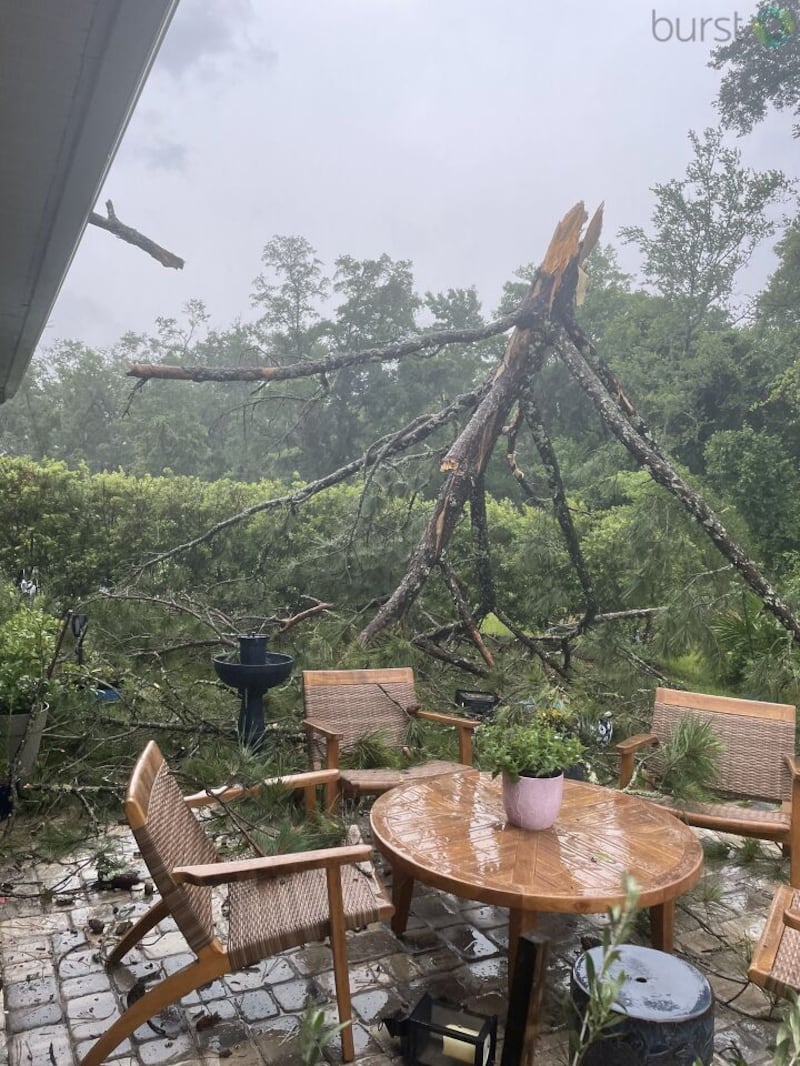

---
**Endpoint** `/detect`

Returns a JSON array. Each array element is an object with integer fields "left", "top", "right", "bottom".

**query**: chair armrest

[
  {"left": 786, "top": 754, "right": 800, "bottom": 778},
  {"left": 616, "top": 732, "right": 659, "bottom": 755},
  {"left": 303, "top": 718, "right": 343, "bottom": 741},
  {"left": 784, "top": 908, "right": 800, "bottom": 933},
  {"left": 413, "top": 708, "right": 480, "bottom": 765},
  {"left": 415, "top": 709, "right": 481, "bottom": 731},
  {"left": 173, "top": 844, "right": 373, "bottom": 887},
  {"left": 303, "top": 718, "right": 343, "bottom": 782},
  {"left": 183, "top": 769, "right": 340, "bottom": 809},
  {"left": 616, "top": 733, "right": 659, "bottom": 789}
]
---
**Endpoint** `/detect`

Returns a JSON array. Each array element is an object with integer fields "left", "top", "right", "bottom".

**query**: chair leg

[
  {"left": 326, "top": 866, "right": 355, "bottom": 1062},
  {"left": 80, "top": 949, "right": 229, "bottom": 1066},
  {"left": 790, "top": 844, "right": 800, "bottom": 888},
  {"left": 106, "top": 898, "right": 170, "bottom": 964}
]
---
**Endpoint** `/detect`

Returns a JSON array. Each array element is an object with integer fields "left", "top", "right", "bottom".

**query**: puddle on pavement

[{"left": 441, "top": 925, "right": 498, "bottom": 959}]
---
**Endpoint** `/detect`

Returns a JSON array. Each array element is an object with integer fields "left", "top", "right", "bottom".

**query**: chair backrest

[
  {"left": 651, "top": 688, "right": 796, "bottom": 803},
  {"left": 124, "top": 741, "right": 220, "bottom": 954},
  {"left": 303, "top": 668, "right": 418, "bottom": 760}
]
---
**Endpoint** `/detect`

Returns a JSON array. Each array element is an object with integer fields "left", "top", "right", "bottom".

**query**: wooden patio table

[{"left": 370, "top": 770, "right": 703, "bottom": 972}]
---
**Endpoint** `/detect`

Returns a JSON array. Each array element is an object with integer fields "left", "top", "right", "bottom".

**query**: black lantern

[
  {"left": 384, "top": 994, "right": 497, "bottom": 1066},
  {"left": 455, "top": 689, "right": 500, "bottom": 719}
]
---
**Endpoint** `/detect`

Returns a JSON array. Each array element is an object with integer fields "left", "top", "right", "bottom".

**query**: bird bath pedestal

[{"left": 212, "top": 635, "right": 293, "bottom": 751}]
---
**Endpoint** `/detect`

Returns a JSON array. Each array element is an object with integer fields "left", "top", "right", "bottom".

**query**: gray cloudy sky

[{"left": 44, "top": 0, "right": 798, "bottom": 352}]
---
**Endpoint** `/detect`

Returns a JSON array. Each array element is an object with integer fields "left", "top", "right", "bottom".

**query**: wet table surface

[{"left": 370, "top": 770, "right": 703, "bottom": 971}]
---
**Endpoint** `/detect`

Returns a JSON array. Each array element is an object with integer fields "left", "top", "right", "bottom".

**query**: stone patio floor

[{"left": 0, "top": 820, "right": 791, "bottom": 1066}]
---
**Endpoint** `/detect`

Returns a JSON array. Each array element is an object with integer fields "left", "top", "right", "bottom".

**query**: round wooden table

[{"left": 370, "top": 770, "right": 703, "bottom": 972}]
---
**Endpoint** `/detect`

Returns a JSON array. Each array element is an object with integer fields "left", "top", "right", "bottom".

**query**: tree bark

[
  {"left": 89, "top": 200, "right": 184, "bottom": 269},
  {"left": 470, "top": 476, "right": 496, "bottom": 614},
  {"left": 358, "top": 203, "right": 592, "bottom": 645},
  {"left": 523, "top": 391, "right": 597, "bottom": 630},
  {"left": 127, "top": 313, "right": 524, "bottom": 383},
  {"left": 439, "top": 556, "right": 494, "bottom": 668}
]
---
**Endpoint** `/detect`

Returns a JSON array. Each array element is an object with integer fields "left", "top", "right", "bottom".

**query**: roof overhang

[{"left": 0, "top": 0, "right": 180, "bottom": 402}]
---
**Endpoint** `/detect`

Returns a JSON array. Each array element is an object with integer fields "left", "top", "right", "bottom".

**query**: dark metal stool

[{"left": 571, "top": 944, "right": 714, "bottom": 1065}]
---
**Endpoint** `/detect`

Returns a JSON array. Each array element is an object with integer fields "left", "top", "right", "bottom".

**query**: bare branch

[
  {"left": 439, "top": 556, "right": 494, "bottom": 669},
  {"left": 277, "top": 601, "right": 334, "bottom": 633},
  {"left": 470, "top": 476, "right": 496, "bottom": 615},
  {"left": 126, "top": 311, "right": 524, "bottom": 383},
  {"left": 89, "top": 200, "right": 184, "bottom": 269},
  {"left": 412, "top": 637, "right": 490, "bottom": 677},
  {"left": 492, "top": 607, "right": 568, "bottom": 678},
  {"left": 523, "top": 390, "right": 597, "bottom": 632}
]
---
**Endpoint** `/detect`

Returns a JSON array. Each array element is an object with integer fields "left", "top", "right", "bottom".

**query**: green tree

[
  {"left": 620, "top": 127, "right": 791, "bottom": 358},
  {"left": 711, "top": 3, "right": 800, "bottom": 137},
  {"left": 310, "top": 253, "right": 422, "bottom": 472},
  {"left": 704, "top": 426, "right": 800, "bottom": 565},
  {"left": 251, "top": 235, "right": 329, "bottom": 363}
]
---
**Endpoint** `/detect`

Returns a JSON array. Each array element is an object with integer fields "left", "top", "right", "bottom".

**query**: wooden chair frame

[
  {"left": 616, "top": 687, "right": 800, "bottom": 886},
  {"left": 80, "top": 742, "right": 393, "bottom": 1066},
  {"left": 302, "top": 667, "right": 480, "bottom": 801},
  {"left": 749, "top": 884, "right": 800, "bottom": 998}
]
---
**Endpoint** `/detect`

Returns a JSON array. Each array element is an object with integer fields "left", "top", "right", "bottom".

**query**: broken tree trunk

[
  {"left": 123, "top": 197, "right": 800, "bottom": 660},
  {"left": 358, "top": 203, "right": 598, "bottom": 645}
]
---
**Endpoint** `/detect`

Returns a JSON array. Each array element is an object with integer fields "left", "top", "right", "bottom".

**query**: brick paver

[{"left": 0, "top": 824, "right": 790, "bottom": 1064}]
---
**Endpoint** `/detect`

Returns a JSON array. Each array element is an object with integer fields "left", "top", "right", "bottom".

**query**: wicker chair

[
  {"left": 80, "top": 741, "right": 393, "bottom": 1066},
  {"left": 749, "top": 884, "right": 800, "bottom": 997},
  {"left": 302, "top": 668, "right": 480, "bottom": 800},
  {"left": 616, "top": 687, "right": 800, "bottom": 885}
]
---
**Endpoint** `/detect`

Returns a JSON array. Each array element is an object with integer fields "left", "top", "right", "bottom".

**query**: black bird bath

[{"left": 213, "top": 635, "right": 293, "bottom": 751}]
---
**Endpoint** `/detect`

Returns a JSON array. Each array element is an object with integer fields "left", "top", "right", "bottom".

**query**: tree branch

[
  {"left": 126, "top": 311, "right": 525, "bottom": 383},
  {"left": 359, "top": 202, "right": 594, "bottom": 646},
  {"left": 554, "top": 320, "right": 800, "bottom": 645},
  {"left": 470, "top": 476, "right": 496, "bottom": 615},
  {"left": 132, "top": 383, "right": 488, "bottom": 574},
  {"left": 523, "top": 390, "right": 598, "bottom": 631},
  {"left": 439, "top": 556, "right": 494, "bottom": 668},
  {"left": 89, "top": 200, "right": 184, "bottom": 269}
]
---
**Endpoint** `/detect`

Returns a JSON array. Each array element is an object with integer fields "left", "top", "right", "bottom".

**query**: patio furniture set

[{"left": 78, "top": 670, "right": 800, "bottom": 1065}]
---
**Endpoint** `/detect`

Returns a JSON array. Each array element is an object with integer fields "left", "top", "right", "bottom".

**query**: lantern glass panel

[{"left": 405, "top": 994, "right": 496, "bottom": 1066}]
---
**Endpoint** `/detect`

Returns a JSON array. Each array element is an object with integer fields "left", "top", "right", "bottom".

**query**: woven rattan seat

[
  {"left": 80, "top": 741, "right": 393, "bottom": 1066},
  {"left": 617, "top": 687, "right": 800, "bottom": 885},
  {"left": 302, "top": 668, "right": 480, "bottom": 801},
  {"left": 749, "top": 885, "right": 800, "bottom": 997},
  {"left": 650, "top": 797, "right": 791, "bottom": 836}
]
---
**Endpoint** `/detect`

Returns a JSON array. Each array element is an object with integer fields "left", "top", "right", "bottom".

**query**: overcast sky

[{"left": 44, "top": 0, "right": 798, "bottom": 353}]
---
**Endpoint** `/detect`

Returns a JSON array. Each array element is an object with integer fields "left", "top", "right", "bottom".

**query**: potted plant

[{"left": 476, "top": 706, "right": 584, "bottom": 830}]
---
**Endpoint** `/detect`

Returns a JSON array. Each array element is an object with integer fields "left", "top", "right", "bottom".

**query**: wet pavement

[{"left": 0, "top": 820, "right": 791, "bottom": 1065}]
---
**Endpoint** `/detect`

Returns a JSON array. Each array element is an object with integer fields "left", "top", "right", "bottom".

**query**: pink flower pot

[{"left": 502, "top": 771, "right": 564, "bottom": 830}]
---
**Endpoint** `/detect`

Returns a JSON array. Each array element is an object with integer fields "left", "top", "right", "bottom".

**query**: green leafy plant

[
  {"left": 340, "top": 731, "right": 403, "bottom": 770},
  {"left": 476, "top": 706, "right": 584, "bottom": 782},
  {"left": 774, "top": 993, "right": 800, "bottom": 1066},
  {"left": 653, "top": 715, "right": 724, "bottom": 802},
  {"left": 0, "top": 601, "right": 60, "bottom": 714},
  {"left": 292, "top": 999, "right": 350, "bottom": 1066}
]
